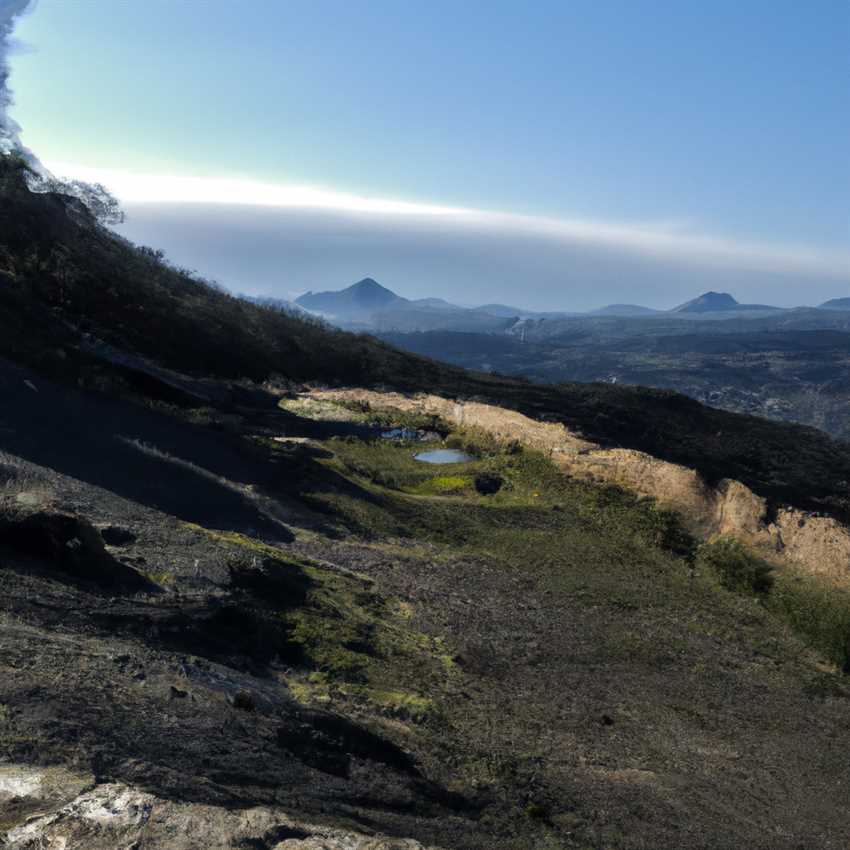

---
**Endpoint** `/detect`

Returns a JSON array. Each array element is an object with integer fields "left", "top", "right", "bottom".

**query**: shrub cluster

[
  {"left": 698, "top": 538, "right": 850, "bottom": 672},
  {"left": 696, "top": 538, "right": 774, "bottom": 596}
]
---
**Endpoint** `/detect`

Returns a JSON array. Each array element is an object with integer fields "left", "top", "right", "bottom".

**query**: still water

[{"left": 414, "top": 449, "right": 474, "bottom": 464}]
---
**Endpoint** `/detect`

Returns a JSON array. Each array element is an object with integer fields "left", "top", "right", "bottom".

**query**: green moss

[
  {"left": 184, "top": 520, "right": 457, "bottom": 721},
  {"left": 142, "top": 569, "right": 175, "bottom": 587},
  {"left": 361, "top": 688, "right": 435, "bottom": 720},
  {"left": 409, "top": 475, "right": 473, "bottom": 495},
  {"left": 287, "top": 674, "right": 435, "bottom": 720},
  {"left": 182, "top": 523, "right": 314, "bottom": 568}
]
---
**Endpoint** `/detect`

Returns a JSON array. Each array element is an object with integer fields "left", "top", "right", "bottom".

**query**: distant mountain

[
  {"left": 590, "top": 304, "right": 661, "bottom": 317},
  {"left": 672, "top": 291, "right": 781, "bottom": 314},
  {"left": 295, "top": 278, "right": 406, "bottom": 318},
  {"left": 818, "top": 297, "right": 850, "bottom": 311},
  {"left": 472, "top": 304, "right": 581, "bottom": 319},
  {"left": 293, "top": 280, "right": 512, "bottom": 332},
  {"left": 294, "top": 282, "right": 802, "bottom": 331},
  {"left": 410, "top": 297, "right": 465, "bottom": 311},
  {"left": 472, "top": 303, "right": 527, "bottom": 318},
  {"left": 673, "top": 292, "right": 740, "bottom": 313}
]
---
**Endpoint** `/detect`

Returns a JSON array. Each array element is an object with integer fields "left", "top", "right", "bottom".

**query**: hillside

[
  {"left": 820, "top": 297, "right": 850, "bottom": 311},
  {"left": 589, "top": 303, "right": 660, "bottom": 316},
  {"left": 1, "top": 154, "right": 850, "bottom": 849}
]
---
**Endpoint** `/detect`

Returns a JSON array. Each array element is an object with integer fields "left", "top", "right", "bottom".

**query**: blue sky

[{"left": 7, "top": 0, "right": 850, "bottom": 308}]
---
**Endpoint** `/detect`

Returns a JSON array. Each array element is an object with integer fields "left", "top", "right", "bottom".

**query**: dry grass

[{"left": 0, "top": 451, "right": 55, "bottom": 516}]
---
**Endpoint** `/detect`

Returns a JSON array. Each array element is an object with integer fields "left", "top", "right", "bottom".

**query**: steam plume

[{"left": 1, "top": 0, "right": 39, "bottom": 164}]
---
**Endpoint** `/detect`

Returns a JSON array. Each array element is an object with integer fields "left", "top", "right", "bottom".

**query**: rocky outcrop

[
  {"left": 0, "top": 511, "right": 154, "bottom": 592},
  {"left": 0, "top": 765, "right": 440, "bottom": 849},
  {"left": 309, "top": 389, "right": 850, "bottom": 586}
]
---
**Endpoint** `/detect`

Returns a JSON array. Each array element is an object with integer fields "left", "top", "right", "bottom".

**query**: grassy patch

[
  {"left": 355, "top": 403, "right": 446, "bottom": 434},
  {"left": 183, "top": 523, "right": 313, "bottom": 565},
  {"left": 309, "top": 434, "right": 850, "bottom": 676},
  {"left": 141, "top": 569, "right": 175, "bottom": 587},
  {"left": 697, "top": 537, "right": 850, "bottom": 672},
  {"left": 696, "top": 538, "right": 774, "bottom": 596},
  {"left": 184, "top": 521, "right": 454, "bottom": 719},
  {"left": 320, "top": 433, "right": 695, "bottom": 562},
  {"left": 767, "top": 572, "right": 850, "bottom": 672},
  {"left": 409, "top": 475, "right": 474, "bottom": 495},
  {"left": 278, "top": 396, "right": 368, "bottom": 423}
]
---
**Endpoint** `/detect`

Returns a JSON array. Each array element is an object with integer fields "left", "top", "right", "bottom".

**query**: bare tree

[{"left": 30, "top": 172, "right": 125, "bottom": 226}]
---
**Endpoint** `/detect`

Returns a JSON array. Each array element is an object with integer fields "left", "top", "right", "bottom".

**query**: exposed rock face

[
  {"left": 310, "top": 389, "right": 850, "bottom": 585},
  {"left": 0, "top": 765, "right": 439, "bottom": 850}
]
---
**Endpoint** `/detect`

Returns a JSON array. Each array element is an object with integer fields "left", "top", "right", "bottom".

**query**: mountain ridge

[
  {"left": 296, "top": 277, "right": 407, "bottom": 317},
  {"left": 293, "top": 281, "right": 801, "bottom": 328},
  {"left": 819, "top": 296, "right": 850, "bottom": 311}
]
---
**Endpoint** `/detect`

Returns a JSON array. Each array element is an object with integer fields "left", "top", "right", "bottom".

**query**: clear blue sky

[{"left": 7, "top": 0, "right": 850, "bottom": 307}]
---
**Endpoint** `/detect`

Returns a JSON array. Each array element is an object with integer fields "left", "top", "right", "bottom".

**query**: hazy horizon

[{"left": 112, "top": 200, "right": 847, "bottom": 312}]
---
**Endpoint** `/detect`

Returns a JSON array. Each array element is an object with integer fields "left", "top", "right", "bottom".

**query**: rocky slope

[{"left": 1, "top": 766, "right": 438, "bottom": 850}]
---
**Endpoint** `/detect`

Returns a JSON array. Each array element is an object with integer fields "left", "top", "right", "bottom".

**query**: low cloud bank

[{"left": 113, "top": 201, "right": 849, "bottom": 311}]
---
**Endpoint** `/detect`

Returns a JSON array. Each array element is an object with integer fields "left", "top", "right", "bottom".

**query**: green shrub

[
  {"left": 697, "top": 538, "right": 850, "bottom": 672},
  {"left": 696, "top": 538, "right": 774, "bottom": 596},
  {"left": 768, "top": 575, "right": 850, "bottom": 673}
]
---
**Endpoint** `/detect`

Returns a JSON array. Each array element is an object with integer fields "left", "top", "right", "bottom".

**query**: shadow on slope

[{"left": 0, "top": 359, "right": 297, "bottom": 539}]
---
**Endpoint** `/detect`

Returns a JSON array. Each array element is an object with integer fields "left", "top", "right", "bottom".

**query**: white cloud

[{"left": 46, "top": 160, "right": 850, "bottom": 284}]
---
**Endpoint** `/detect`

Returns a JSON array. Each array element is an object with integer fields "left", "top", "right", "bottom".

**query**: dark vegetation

[
  {"left": 1, "top": 154, "right": 849, "bottom": 526},
  {"left": 381, "top": 323, "right": 850, "bottom": 440}
]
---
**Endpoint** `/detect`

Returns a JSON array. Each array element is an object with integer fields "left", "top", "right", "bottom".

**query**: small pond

[{"left": 414, "top": 449, "right": 474, "bottom": 464}]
